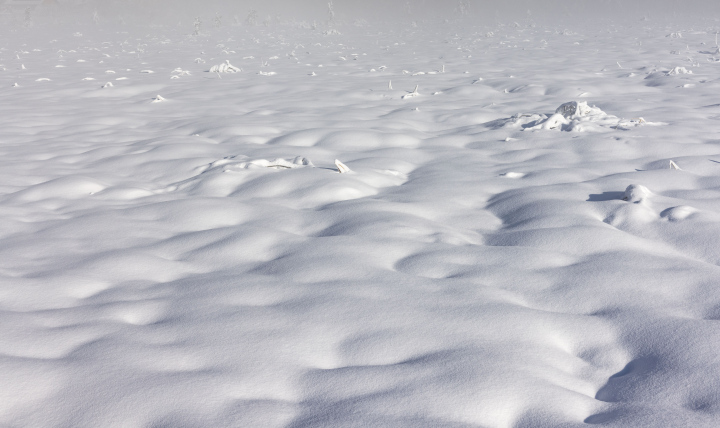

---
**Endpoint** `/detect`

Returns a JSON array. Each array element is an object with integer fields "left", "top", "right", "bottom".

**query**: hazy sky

[{"left": 58, "top": 0, "right": 720, "bottom": 27}]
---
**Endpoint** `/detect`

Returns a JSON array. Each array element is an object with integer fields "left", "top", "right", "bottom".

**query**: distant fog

[{"left": 27, "top": 0, "right": 720, "bottom": 28}]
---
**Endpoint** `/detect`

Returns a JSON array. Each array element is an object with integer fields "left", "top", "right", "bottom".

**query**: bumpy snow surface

[{"left": 4, "top": 14, "right": 720, "bottom": 428}]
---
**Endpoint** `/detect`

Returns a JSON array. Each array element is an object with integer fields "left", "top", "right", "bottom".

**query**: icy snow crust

[{"left": 3, "top": 16, "right": 720, "bottom": 428}]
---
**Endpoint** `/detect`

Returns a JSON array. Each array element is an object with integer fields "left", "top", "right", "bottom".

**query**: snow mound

[
  {"left": 666, "top": 66, "right": 692, "bottom": 75},
  {"left": 660, "top": 205, "right": 697, "bottom": 221},
  {"left": 224, "top": 156, "right": 315, "bottom": 171},
  {"left": 501, "top": 172, "right": 525, "bottom": 179},
  {"left": 9, "top": 176, "right": 107, "bottom": 202},
  {"left": 499, "top": 101, "right": 665, "bottom": 132},
  {"left": 622, "top": 184, "right": 651, "bottom": 203},
  {"left": 166, "top": 155, "right": 406, "bottom": 207}
]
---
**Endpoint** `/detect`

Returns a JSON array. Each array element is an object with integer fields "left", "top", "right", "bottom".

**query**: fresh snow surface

[{"left": 4, "top": 15, "right": 720, "bottom": 428}]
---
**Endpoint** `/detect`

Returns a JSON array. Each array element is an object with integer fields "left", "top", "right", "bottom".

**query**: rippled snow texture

[{"left": 3, "top": 13, "right": 720, "bottom": 428}]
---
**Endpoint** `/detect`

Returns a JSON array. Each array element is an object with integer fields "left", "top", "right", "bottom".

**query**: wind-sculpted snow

[{"left": 3, "top": 17, "right": 720, "bottom": 428}]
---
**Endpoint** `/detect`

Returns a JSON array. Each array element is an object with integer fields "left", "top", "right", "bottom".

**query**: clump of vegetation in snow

[
  {"left": 246, "top": 9, "right": 258, "bottom": 26},
  {"left": 493, "top": 101, "right": 662, "bottom": 132},
  {"left": 209, "top": 60, "right": 241, "bottom": 73}
]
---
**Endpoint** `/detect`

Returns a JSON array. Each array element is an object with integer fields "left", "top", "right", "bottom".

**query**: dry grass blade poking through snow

[
  {"left": 401, "top": 84, "right": 419, "bottom": 99},
  {"left": 335, "top": 159, "right": 351, "bottom": 173}
]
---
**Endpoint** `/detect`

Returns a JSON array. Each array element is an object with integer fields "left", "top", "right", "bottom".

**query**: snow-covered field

[{"left": 3, "top": 8, "right": 720, "bottom": 427}]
